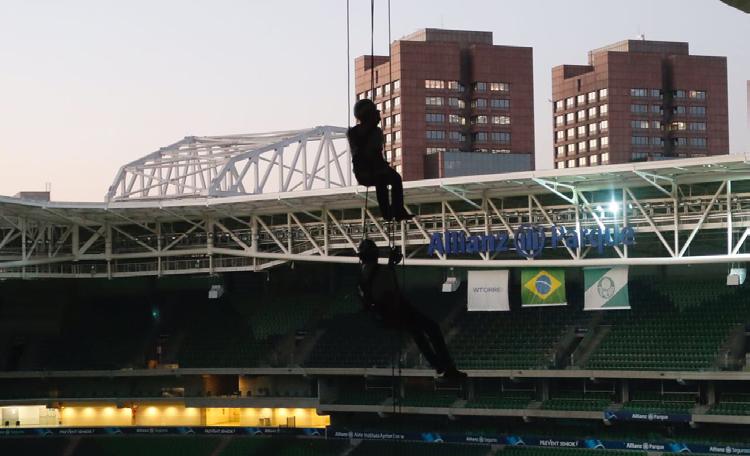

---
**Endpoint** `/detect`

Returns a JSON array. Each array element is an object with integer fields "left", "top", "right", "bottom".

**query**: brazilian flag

[{"left": 521, "top": 269, "right": 567, "bottom": 307}]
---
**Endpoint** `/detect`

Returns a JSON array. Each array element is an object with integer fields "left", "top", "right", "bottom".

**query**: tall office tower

[
  {"left": 354, "top": 28, "right": 534, "bottom": 180},
  {"left": 552, "top": 39, "right": 728, "bottom": 168}
]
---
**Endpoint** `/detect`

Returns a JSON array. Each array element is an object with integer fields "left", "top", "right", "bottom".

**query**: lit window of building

[
  {"left": 577, "top": 94, "right": 586, "bottom": 105},
  {"left": 448, "top": 114, "right": 465, "bottom": 125},
  {"left": 568, "top": 159, "right": 576, "bottom": 168},
  {"left": 599, "top": 88, "right": 608, "bottom": 99},
  {"left": 601, "top": 136, "right": 609, "bottom": 148},
  {"left": 425, "top": 79, "right": 445, "bottom": 89},
  {"left": 589, "top": 139, "right": 598, "bottom": 150},
  {"left": 567, "top": 128, "right": 575, "bottom": 139},
  {"left": 689, "top": 90, "right": 706, "bottom": 99},
  {"left": 577, "top": 125, "right": 587, "bottom": 137},
  {"left": 473, "top": 82, "right": 488, "bottom": 91},
  {"left": 587, "top": 91, "right": 597, "bottom": 103},
  {"left": 599, "top": 120, "right": 608, "bottom": 131},
  {"left": 600, "top": 104, "right": 608, "bottom": 115},
  {"left": 447, "top": 81, "right": 464, "bottom": 91},
  {"left": 630, "top": 88, "right": 648, "bottom": 97},
  {"left": 579, "top": 156, "right": 587, "bottom": 166},
  {"left": 490, "top": 82, "right": 510, "bottom": 92},
  {"left": 601, "top": 152, "right": 609, "bottom": 164},
  {"left": 588, "top": 107, "right": 598, "bottom": 119},
  {"left": 566, "top": 97, "right": 575, "bottom": 109},
  {"left": 589, "top": 123, "right": 598, "bottom": 134},
  {"left": 590, "top": 154, "right": 599, "bottom": 165},
  {"left": 577, "top": 110, "right": 586, "bottom": 122},
  {"left": 426, "top": 113, "right": 444, "bottom": 123}
]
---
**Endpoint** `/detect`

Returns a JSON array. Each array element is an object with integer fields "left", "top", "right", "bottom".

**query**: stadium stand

[
  {"left": 709, "top": 394, "right": 750, "bottom": 415},
  {"left": 72, "top": 436, "right": 222, "bottom": 456},
  {"left": 584, "top": 281, "right": 748, "bottom": 371},
  {"left": 349, "top": 440, "right": 490, "bottom": 456},
  {"left": 541, "top": 391, "right": 613, "bottom": 411},
  {"left": 622, "top": 392, "right": 697, "bottom": 413},
  {"left": 464, "top": 390, "right": 534, "bottom": 409}
]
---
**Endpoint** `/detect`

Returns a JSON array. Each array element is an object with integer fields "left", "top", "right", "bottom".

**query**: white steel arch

[{"left": 106, "top": 126, "right": 350, "bottom": 201}]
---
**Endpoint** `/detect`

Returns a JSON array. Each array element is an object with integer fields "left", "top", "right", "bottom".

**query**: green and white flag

[
  {"left": 521, "top": 268, "right": 567, "bottom": 307},
  {"left": 584, "top": 266, "right": 630, "bottom": 310}
]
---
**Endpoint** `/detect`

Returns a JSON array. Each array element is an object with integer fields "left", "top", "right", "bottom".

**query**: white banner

[{"left": 467, "top": 270, "right": 510, "bottom": 311}]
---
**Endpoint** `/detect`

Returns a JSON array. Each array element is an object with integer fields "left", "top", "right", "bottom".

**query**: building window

[
  {"left": 566, "top": 113, "right": 575, "bottom": 124},
  {"left": 577, "top": 125, "right": 587, "bottom": 137},
  {"left": 474, "top": 132, "right": 488, "bottom": 142},
  {"left": 590, "top": 154, "right": 599, "bottom": 166},
  {"left": 394, "top": 148, "right": 402, "bottom": 160},
  {"left": 589, "top": 123, "right": 598, "bottom": 134},
  {"left": 567, "top": 143, "right": 576, "bottom": 154},
  {"left": 426, "top": 130, "right": 445, "bottom": 140},
  {"left": 377, "top": 102, "right": 385, "bottom": 113},
  {"left": 492, "top": 115, "right": 511, "bottom": 125},
  {"left": 357, "top": 92, "right": 365, "bottom": 101},
  {"left": 577, "top": 110, "right": 586, "bottom": 122},
  {"left": 589, "top": 139, "right": 598, "bottom": 150},
  {"left": 393, "top": 96, "right": 400, "bottom": 107},
  {"left": 555, "top": 100, "right": 564, "bottom": 112},
  {"left": 384, "top": 116, "right": 391, "bottom": 128},
  {"left": 393, "top": 114, "right": 401, "bottom": 125},
  {"left": 426, "top": 147, "right": 446, "bottom": 155},
  {"left": 651, "top": 120, "right": 661, "bottom": 130},
  {"left": 674, "top": 89, "right": 686, "bottom": 98},
  {"left": 600, "top": 104, "right": 608, "bottom": 115},
  {"left": 568, "top": 159, "right": 576, "bottom": 168},
  {"left": 448, "top": 97, "right": 465, "bottom": 108},
  {"left": 651, "top": 89, "right": 663, "bottom": 98},
  {"left": 578, "top": 141, "right": 587, "bottom": 153},
  {"left": 650, "top": 105, "right": 662, "bottom": 114},
  {"left": 566, "top": 97, "right": 575, "bottom": 109},
  {"left": 631, "top": 151, "right": 648, "bottom": 161},
  {"left": 599, "top": 120, "right": 609, "bottom": 131},
  {"left": 473, "top": 82, "right": 487, "bottom": 92},
  {"left": 631, "top": 120, "right": 649, "bottom": 129},
  {"left": 375, "top": 86, "right": 383, "bottom": 98},
  {"left": 631, "top": 136, "right": 649, "bottom": 145},
  {"left": 557, "top": 161, "right": 565, "bottom": 169},
  {"left": 393, "top": 131, "right": 401, "bottom": 142},
  {"left": 688, "top": 106, "right": 706, "bottom": 116},
  {"left": 587, "top": 91, "right": 597, "bottom": 103},
  {"left": 673, "top": 106, "right": 686, "bottom": 115},
  {"left": 448, "top": 114, "right": 465, "bottom": 125},
  {"left": 599, "top": 88, "right": 608, "bottom": 99},
  {"left": 577, "top": 94, "right": 586, "bottom": 105},
  {"left": 556, "top": 130, "right": 565, "bottom": 141},
  {"left": 449, "top": 131, "right": 465, "bottom": 142},
  {"left": 651, "top": 136, "right": 664, "bottom": 146},
  {"left": 555, "top": 115, "right": 564, "bottom": 127},
  {"left": 491, "top": 149, "right": 511, "bottom": 154},
  {"left": 447, "top": 81, "right": 464, "bottom": 91},
  {"left": 631, "top": 104, "right": 648, "bottom": 114},
  {"left": 689, "top": 90, "right": 706, "bottom": 99},
  {"left": 556, "top": 146, "right": 566, "bottom": 158},
  {"left": 383, "top": 84, "right": 390, "bottom": 96},
  {"left": 490, "top": 99, "right": 510, "bottom": 109},
  {"left": 472, "top": 115, "right": 488, "bottom": 124},
  {"left": 385, "top": 133, "right": 391, "bottom": 145},
  {"left": 601, "top": 152, "right": 609, "bottom": 164},
  {"left": 490, "top": 82, "right": 509, "bottom": 92},
  {"left": 690, "top": 137, "right": 707, "bottom": 148},
  {"left": 689, "top": 122, "right": 706, "bottom": 131},
  {"left": 670, "top": 121, "right": 687, "bottom": 131},
  {"left": 567, "top": 128, "right": 575, "bottom": 139},
  {"left": 393, "top": 80, "right": 400, "bottom": 91},
  {"left": 472, "top": 99, "right": 488, "bottom": 109},
  {"left": 579, "top": 156, "right": 587, "bottom": 167},
  {"left": 425, "top": 96, "right": 444, "bottom": 106},
  {"left": 425, "top": 79, "right": 445, "bottom": 89},
  {"left": 491, "top": 132, "right": 510, "bottom": 143},
  {"left": 601, "top": 136, "right": 609, "bottom": 148},
  {"left": 630, "top": 88, "right": 648, "bottom": 97},
  {"left": 588, "top": 107, "right": 598, "bottom": 119},
  {"left": 426, "top": 113, "right": 445, "bottom": 123},
  {"left": 674, "top": 137, "right": 688, "bottom": 146}
]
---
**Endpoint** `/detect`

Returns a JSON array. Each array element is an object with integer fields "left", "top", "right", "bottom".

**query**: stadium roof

[{"left": 1, "top": 153, "right": 750, "bottom": 225}]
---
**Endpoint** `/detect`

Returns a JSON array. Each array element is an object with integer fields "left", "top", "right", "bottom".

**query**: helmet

[
  {"left": 353, "top": 98, "right": 377, "bottom": 121},
  {"left": 357, "top": 239, "right": 379, "bottom": 263}
]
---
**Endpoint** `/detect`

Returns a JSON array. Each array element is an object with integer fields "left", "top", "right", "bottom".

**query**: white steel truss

[
  {"left": 4, "top": 154, "right": 750, "bottom": 278},
  {"left": 106, "top": 126, "right": 350, "bottom": 201}
]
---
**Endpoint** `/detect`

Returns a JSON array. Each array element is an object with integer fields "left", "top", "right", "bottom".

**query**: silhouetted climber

[
  {"left": 347, "top": 99, "right": 412, "bottom": 221},
  {"left": 357, "top": 239, "right": 466, "bottom": 380}
]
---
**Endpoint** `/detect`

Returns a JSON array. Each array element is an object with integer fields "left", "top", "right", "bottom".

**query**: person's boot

[{"left": 393, "top": 208, "right": 413, "bottom": 222}]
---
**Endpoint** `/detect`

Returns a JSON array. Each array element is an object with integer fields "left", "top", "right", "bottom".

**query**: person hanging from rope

[
  {"left": 347, "top": 99, "right": 413, "bottom": 221},
  {"left": 357, "top": 239, "right": 466, "bottom": 380}
]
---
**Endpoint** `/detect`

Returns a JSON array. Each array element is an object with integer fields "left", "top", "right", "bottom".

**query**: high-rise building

[
  {"left": 552, "top": 40, "right": 728, "bottom": 168},
  {"left": 354, "top": 28, "right": 534, "bottom": 180}
]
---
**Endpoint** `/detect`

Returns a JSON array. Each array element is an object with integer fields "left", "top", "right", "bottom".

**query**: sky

[{"left": 0, "top": 0, "right": 748, "bottom": 201}]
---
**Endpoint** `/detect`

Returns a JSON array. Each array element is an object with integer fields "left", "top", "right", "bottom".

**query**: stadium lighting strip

[{"left": 2, "top": 148, "right": 750, "bottom": 277}]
